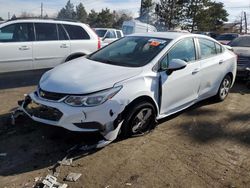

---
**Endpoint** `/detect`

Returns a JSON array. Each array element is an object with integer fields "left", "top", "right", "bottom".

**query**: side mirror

[
  {"left": 224, "top": 45, "right": 233, "bottom": 51},
  {"left": 167, "top": 59, "right": 187, "bottom": 71}
]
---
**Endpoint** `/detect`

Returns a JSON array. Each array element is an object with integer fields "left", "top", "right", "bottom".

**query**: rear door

[
  {"left": 63, "top": 24, "right": 95, "bottom": 55},
  {"left": 197, "top": 38, "right": 225, "bottom": 99},
  {"left": 33, "top": 22, "right": 70, "bottom": 69},
  {"left": 159, "top": 37, "right": 201, "bottom": 115},
  {"left": 0, "top": 22, "right": 34, "bottom": 73}
]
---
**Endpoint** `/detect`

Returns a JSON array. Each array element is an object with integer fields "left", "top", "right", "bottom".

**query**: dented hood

[{"left": 39, "top": 57, "right": 142, "bottom": 94}]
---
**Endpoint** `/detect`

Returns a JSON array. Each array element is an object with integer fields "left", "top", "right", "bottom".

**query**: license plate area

[{"left": 25, "top": 100, "right": 63, "bottom": 122}]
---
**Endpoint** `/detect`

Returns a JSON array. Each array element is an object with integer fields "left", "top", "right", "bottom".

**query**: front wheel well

[
  {"left": 226, "top": 72, "right": 233, "bottom": 84},
  {"left": 122, "top": 96, "right": 158, "bottom": 119}
]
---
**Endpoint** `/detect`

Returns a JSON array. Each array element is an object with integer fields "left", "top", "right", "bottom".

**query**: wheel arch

[
  {"left": 64, "top": 52, "right": 86, "bottom": 62},
  {"left": 121, "top": 95, "right": 159, "bottom": 119}
]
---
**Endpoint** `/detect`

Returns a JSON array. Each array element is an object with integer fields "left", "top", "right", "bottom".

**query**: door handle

[
  {"left": 192, "top": 68, "right": 200, "bottom": 74},
  {"left": 19, "top": 46, "right": 30, "bottom": 50},
  {"left": 219, "top": 60, "right": 224, "bottom": 65},
  {"left": 60, "top": 44, "right": 69, "bottom": 48}
]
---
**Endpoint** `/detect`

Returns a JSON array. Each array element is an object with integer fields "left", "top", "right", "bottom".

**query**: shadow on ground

[
  {"left": 0, "top": 69, "right": 49, "bottom": 90},
  {"left": 0, "top": 113, "right": 104, "bottom": 176}
]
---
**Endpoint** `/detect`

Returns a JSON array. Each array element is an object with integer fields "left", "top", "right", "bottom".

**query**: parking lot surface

[{"left": 0, "top": 72, "right": 250, "bottom": 188}]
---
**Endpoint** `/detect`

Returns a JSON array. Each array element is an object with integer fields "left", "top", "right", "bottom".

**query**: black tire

[
  {"left": 214, "top": 75, "right": 232, "bottom": 101},
  {"left": 246, "top": 81, "right": 250, "bottom": 89},
  {"left": 120, "top": 101, "right": 156, "bottom": 138}
]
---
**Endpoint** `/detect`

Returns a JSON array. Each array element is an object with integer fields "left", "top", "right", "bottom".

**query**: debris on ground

[
  {"left": 125, "top": 183, "right": 132, "bottom": 186},
  {"left": 58, "top": 158, "right": 73, "bottom": 166},
  {"left": 64, "top": 172, "right": 82, "bottom": 182},
  {"left": 34, "top": 176, "right": 42, "bottom": 182},
  {"left": 0, "top": 153, "right": 7, "bottom": 157},
  {"left": 40, "top": 175, "right": 68, "bottom": 188}
]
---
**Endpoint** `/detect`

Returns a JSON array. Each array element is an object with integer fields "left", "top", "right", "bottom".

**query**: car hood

[
  {"left": 39, "top": 57, "right": 142, "bottom": 94},
  {"left": 232, "top": 47, "right": 250, "bottom": 56}
]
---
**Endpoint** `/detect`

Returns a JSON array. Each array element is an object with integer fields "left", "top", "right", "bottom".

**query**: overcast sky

[{"left": 0, "top": 0, "right": 249, "bottom": 22}]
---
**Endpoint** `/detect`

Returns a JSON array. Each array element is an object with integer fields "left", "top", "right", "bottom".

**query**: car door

[
  {"left": 0, "top": 22, "right": 34, "bottom": 73},
  {"left": 197, "top": 38, "right": 225, "bottom": 99},
  {"left": 33, "top": 23, "right": 70, "bottom": 70},
  {"left": 159, "top": 37, "right": 201, "bottom": 115}
]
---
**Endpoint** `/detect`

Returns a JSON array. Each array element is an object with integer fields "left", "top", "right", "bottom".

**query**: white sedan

[{"left": 15, "top": 32, "right": 237, "bottom": 147}]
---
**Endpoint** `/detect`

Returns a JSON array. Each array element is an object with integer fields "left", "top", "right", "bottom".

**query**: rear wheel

[
  {"left": 120, "top": 101, "right": 156, "bottom": 138},
  {"left": 214, "top": 75, "right": 232, "bottom": 101}
]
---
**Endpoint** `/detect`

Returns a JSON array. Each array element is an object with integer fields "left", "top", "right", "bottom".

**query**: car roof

[
  {"left": 130, "top": 32, "right": 207, "bottom": 40},
  {"left": 2, "top": 19, "right": 86, "bottom": 26}
]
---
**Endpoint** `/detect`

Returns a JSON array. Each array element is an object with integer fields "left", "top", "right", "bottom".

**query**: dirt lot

[{"left": 0, "top": 72, "right": 250, "bottom": 188}]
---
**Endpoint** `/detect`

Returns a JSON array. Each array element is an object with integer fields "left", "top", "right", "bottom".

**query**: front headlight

[{"left": 64, "top": 86, "right": 122, "bottom": 107}]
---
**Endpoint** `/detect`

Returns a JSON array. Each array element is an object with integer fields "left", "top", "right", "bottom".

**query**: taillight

[{"left": 98, "top": 37, "right": 101, "bottom": 49}]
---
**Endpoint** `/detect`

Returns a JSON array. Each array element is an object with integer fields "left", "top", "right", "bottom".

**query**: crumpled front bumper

[{"left": 16, "top": 91, "right": 126, "bottom": 144}]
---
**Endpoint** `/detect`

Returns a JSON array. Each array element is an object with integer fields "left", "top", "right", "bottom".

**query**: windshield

[
  {"left": 216, "top": 34, "right": 237, "bottom": 41},
  {"left": 87, "top": 36, "right": 170, "bottom": 67},
  {"left": 230, "top": 36, "right": 250, "bottom": 47},
  {"left": 95, "top": 29, "right": 107, "bottom": 37}
]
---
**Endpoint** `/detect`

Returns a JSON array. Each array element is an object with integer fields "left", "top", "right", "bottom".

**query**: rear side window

[
  {"left": 63, "top": 24, "right": 90, "bottom": 40},
  {"left": 199, "top": 38, "right": 217, "bottom": 59},
  {"left": 58, "top": 24, "right": 68, "bottom": 40},
  {"left": 35, "top": 23, "right": 58, "bottom": 41},
  {"left": 116, "top": 31, "right": 122, "bottom": 38},
  {"left": 0, "top": 23, "right": 34, "bottom": 42}
]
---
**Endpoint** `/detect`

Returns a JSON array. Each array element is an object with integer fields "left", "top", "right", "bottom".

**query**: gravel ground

[{"left": 0, "top": 72, "right": 249, "bottom": 188}]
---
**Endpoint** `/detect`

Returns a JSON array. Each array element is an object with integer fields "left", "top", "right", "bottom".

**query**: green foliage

[
  {"left": 196, "top": 2, "right": 228, "bottom": 31},
  {"left": 113, "top": 11, "right": 132, "bottom": 29},
  {"left": 156, "top": 0, "right": 184, "bottom": 30},
  {"left": 140, "top": 0, "right": 155, "bottom": 23},
  {"left": 57, "top": 0, "right": 76, "bottom": 20},
  {"left": 155, "top": 0, "right": 228, "bottom": 32},
  {"left": 76, "top": 3, "right": 87, "bottom": 23},
  {"left": 87, "top": 9, "right": 99, "bottom": 27}
]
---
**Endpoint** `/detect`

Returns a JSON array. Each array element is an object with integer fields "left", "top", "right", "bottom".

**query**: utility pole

[
  {"left": 41, "top": 2, "right": 43, "bottom": 18},
  {"left": 244, "top": 11, "right": 247, "bottom": 34},
  {"left": 8, "top": 12, "right": 10, "bottom": 20},
  {"left": 240, "top": 12, "right": 243, "bottom": 34}
]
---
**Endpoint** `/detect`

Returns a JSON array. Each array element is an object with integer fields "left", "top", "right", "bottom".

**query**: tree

[
  {"left": 140, "top": 0, "right": 155, "bottom": 24},
  {"left": 76, "top": 3, "right": 88, "bottom": 23},
  {"left": 113, "top": 10, "right": 132, "bottom": 29},
  {"left": 95, "top": 8, "right": 115, "bottom": 28},
  {"left": 155, "top": 0, "right": 184, "bottom": 30},
  {"left": 196, "top": 2, "right": 228, "bottom": 31},
  {"left": 0, "top": 17, "right": 3, "bottom": 21},
  {"left": 87, "top": 9, "right": 98, "bottom": 27},
  {"left": 57, "top": 0, "right": 76, "bottom": 20}
]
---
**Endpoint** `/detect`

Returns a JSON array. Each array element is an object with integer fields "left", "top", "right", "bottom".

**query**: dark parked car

[
  {"left": 216, "top": 33, "right": 239, "bottom": 45},
  {"left": 230, "top": 35, "right": 250, "bottom": 78}
]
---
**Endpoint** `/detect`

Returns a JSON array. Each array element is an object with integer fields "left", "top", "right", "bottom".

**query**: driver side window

[{"left": 161, "top": 38, "right": 196, "bottom": 69}]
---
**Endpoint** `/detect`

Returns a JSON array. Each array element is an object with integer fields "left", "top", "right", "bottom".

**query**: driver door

[{"left": 159, "top": 37, "right": 201, "bottom": 115}]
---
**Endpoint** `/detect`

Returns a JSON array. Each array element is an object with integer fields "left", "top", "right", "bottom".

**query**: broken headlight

[{"left": 64, "top": 86, "right": 122, "bottom": 107}]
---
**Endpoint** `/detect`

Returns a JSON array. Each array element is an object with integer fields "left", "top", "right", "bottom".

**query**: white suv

[{"left": 0, "top": 19, "right": 100, "bottom": 73}]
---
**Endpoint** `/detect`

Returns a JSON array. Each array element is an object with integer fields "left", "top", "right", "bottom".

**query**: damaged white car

[{"left": 14, "top": 32, "right": 237, "bottom": 147}]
